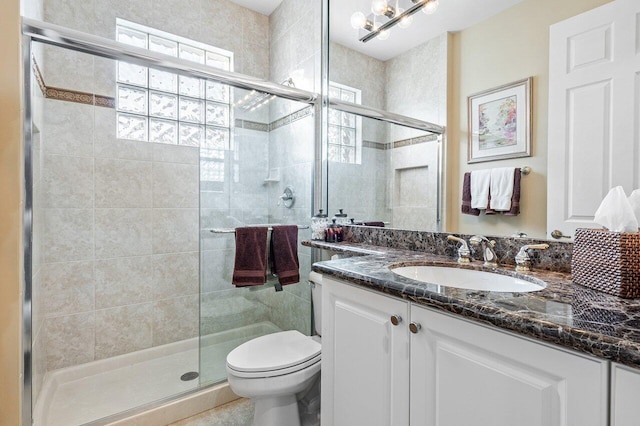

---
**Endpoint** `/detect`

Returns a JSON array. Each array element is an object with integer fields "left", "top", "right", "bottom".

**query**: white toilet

[{"left": 226, "top": 272, "right": 323, "bottom": 426}]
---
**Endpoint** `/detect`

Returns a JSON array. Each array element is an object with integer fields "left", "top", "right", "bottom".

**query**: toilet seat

[{"left": 227, "top": 330, "right": 321, "bottom": 378}]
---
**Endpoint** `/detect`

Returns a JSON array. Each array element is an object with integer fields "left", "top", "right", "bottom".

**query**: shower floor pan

[{"left": 34, "top": 321, "right": 280, "bottom": 426}]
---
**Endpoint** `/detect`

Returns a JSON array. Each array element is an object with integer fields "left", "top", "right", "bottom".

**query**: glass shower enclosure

[{"left": 24, "top": 15, "right": 318, "bottom": 424}]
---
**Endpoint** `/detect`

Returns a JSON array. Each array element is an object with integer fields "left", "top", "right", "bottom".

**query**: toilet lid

[{"left": 226, "top": 330, "right": 321, "bottom": 374}]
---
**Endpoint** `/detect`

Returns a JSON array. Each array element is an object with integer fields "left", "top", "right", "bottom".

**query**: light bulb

[
  {"left": 422, "top": 0, "right": 439, "bottom": 15},
  {"left": 371, "top": 0, "right": 388, "bottom": 16},
  {"left": 350, "top": 11, "right": 367, "bottom": 29},
  {"left": 397, "top": 8, "right": 413, "bottom": 28},
  {"left": 377, "top": 29, "right": 390, "bottom": 40}
]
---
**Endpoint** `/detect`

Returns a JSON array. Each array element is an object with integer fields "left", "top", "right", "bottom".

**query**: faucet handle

[
  {"left": 515, "top": 243, "right": 549, "bottom": 272},
  {"left": 447, "top": 235, "right": 471, "bottom": 263},
  {"left": 469, "top": 235, "right": 498, "bottom": 267}
]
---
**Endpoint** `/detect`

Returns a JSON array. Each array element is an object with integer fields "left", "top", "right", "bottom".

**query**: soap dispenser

[
  {"left": 332, "top": 209, "right": 349, "bottom": 226},
  {"left": 311, "top": 209, "right": 329, "bottom": 241},
  {"left": 325, "top": 219, "right": 344, "bottom": 243}
]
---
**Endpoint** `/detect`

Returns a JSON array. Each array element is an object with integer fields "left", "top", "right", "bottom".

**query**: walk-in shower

[
  {"left": 23, "top": 1, "right": 321, "bottom": 421},
  {"left": 21, "top": 1, "right": 445, "bottom": 423}
]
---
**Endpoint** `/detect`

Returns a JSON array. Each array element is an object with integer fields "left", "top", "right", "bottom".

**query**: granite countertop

[{"left": 305, "top": 240, "right": 640, "bottom": 370}]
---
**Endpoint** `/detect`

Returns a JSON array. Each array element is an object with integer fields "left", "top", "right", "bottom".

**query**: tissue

[
  {"left": 629, "top": 189, "right": 640, "bottom": 225},
  {"left": 593, "top": 186, "right": 639, "bottom": 232}
]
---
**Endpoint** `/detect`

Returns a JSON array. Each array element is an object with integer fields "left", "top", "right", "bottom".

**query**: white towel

[
  {"left": 470, "top": 169, "right": 491, "bottom": 209},
  {"left": 490, "top": 167, "right": 516, "bottom": 211}
]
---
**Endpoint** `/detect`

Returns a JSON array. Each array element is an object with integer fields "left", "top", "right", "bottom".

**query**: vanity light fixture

[
  {"left": 235, "top": 78, "right": 295, "bottom": 112},
  {"left": 350, "top": 0, "right": 439, "bottom": 43}
]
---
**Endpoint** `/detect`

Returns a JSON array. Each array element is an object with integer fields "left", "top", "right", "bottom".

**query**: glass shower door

[
  {"left": 29, "top": 42, "right": 205, "bottom": 425},
  {"left": 198, "top": 86, "right": 315, "bottom": 385}
]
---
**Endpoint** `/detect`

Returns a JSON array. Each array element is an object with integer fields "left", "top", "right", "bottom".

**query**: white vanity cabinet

[
  {"left": 321, "top": 276, "right": 410, "bottom": 426},
  {"left": 611, "top": 364, "right": 640, "bottom": 425},
  {"left": 321, "top": 275, "right": 610, "bottom": 426},
  {"left": 410, "top": 304, "right": 609, "bottom": 426}
]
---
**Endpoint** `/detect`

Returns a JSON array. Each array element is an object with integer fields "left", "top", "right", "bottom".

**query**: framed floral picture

[{"left": 467, "top": 77, "right": 532, "bottom": 163}]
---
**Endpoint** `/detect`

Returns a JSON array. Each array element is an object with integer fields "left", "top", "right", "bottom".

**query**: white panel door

[
  {"left": 547, "top": 0, "right": 640, "bottom": 239},
  {"left": 321, "top": 277, "right": 410, "bottom": 426},
  {"left": 410, "top": 305, "right": 609, "bottom": 426},
  {"left": 611, "top": 363, "right": 640, "bottom": 425}
]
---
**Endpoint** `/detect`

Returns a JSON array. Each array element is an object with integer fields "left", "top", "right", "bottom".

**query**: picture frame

[{"left": 467, "top": 77, "right": 532, "bottom": 164}]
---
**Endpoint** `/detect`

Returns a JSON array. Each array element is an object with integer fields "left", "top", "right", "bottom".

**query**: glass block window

[
  {"left": 115, "top": 20, "right": 232, "bottom": 183},
  {"left": 328, "top": 82, "right": 362, "bottom": 164}
]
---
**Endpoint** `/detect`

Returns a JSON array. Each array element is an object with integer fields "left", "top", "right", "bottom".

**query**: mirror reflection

[
  {"left": 328, "top": 0, "right": 611, "bottom": 239},
  {"left": 327, "top": 111, "right": 440, "bottom": 230},
  {"left": 328, "top": 0, "right": 447, "bottom": 231}
]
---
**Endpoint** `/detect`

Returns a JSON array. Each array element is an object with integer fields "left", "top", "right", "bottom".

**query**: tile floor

[{"left": 170, "top": 398, "right": 254, "bottom": 426}]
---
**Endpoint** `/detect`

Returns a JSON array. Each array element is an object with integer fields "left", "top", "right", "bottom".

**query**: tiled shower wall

[
  {"left": 29, "top": 0, "right": 269, "bottom": 371},
  {"left": 199, "top": 121, "right": 273, "bottom": 338},
  {"left": 28, "top": 0, "right": 319, "bottom": 404},
  {"left": 256, "top": 0, "right": 323, "bottom": 336},
  {"left": 34, "top": 99, "right": 201, "bottom": 374},
  {"left": 385, "top": 33, "right": 447, "bottom": 130},
  {"left": 327, "top": 34, "right": 448, "bottom": 229},
  {"left": 328, "top": 43, "right": 391, "bottom": 224},
  {"left": 386, "top": 34, "right": 447, "bottom": 230},
  {"left": 327, "top": 141, "right": 390, "bottom": 223}
]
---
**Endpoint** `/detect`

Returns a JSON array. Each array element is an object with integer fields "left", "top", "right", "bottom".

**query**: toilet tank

[{"left": 309, "top": 272, "right": 323, "bottom": 336}]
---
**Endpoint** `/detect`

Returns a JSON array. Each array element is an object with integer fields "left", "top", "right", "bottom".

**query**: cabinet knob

[
  {"left": 390, "top": 315, "right": 402, "bottom": 326},
  {"left": 409, "top": 322, "right": 421, "bottom": 334}
]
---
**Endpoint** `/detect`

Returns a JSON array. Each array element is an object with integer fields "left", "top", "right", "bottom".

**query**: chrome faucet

[
  {"left": 469, "top": 235, "right": 498, "bottom": 267},
  {"left": 515, "top": 243, "right": 549, "bottom": 272},
  {"left": 447, "top": 235, "right": 471, "bottom": 263}
]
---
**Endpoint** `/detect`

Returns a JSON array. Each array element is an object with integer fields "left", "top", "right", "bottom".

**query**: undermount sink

[{"left": 390, "top": 265, "right": 546, "bottom": 293}]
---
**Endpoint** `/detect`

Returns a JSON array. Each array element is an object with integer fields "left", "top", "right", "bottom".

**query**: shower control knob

[
  {"left": 390, "top": 315, "right": 402, "bottom": 326},
  {"left": 409, "top": 322, "right": 422, "bottom": 334}
]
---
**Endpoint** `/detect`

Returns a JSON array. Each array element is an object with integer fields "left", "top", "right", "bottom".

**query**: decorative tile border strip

[
  {"left": 393, "top": 133, "right": 439, "bottom": 149},
  {"left": 363, "top": 134, "right": 440, "bottom": 151},
  {"left": 269, "top": 106, "right": 313, "bottom": 131},
  {"left": 95, "top": 94, "right": 116, "bottom": 108},
  {"left": 234, "top": 119, "right": 269, "bottom": 132},
  {"left": 235, "top": 106, "right": 313, "bottom": 133},
  {"left": 32, "top": 57, "right": 47, "bottom": 97},
  {"left": 33, "top": 56, "right": 116, "bottom": 108},
  {"left": 45, "top": 87, "right": 116, "bottom": 108},
  {"left": 363, "top": 140, "right": 387, "bottom": 150}
]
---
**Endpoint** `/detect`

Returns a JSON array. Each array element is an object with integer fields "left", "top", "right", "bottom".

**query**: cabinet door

[
  {"left": 321, "top": 277, "right": 410, "bottom": 426},
  {"left": 611, "top": 363, "right": 640, "bottom": 426},
  {"left": 410, "top": 305, "right": 608, "bottom": 426}
]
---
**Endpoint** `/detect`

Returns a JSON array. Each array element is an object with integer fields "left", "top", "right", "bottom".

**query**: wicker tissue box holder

[{"left": 572, "top": 228, "right": 640, "bottom": 298}]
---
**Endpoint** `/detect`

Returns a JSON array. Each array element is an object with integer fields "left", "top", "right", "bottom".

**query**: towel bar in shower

[{"left": 206, "top": 225, "right": 310, "bottom": 234}]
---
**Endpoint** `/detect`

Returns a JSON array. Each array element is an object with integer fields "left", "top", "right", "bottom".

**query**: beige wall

[
  {"left": 446, "top": 0, "right": 611, "bottom": 239},
  {"left": 0, "top": 0, "right": 23, "bottom": 423}
]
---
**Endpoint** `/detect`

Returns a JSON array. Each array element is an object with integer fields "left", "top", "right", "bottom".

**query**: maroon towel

[
  {"left": 232, "top": 227, "right": 268, "bottom": 287},
  {"left": 363, "top": 222, "right": 385, "bottom": 227},
  {"left": 503, "top": 168, "right": 522, "bottom": 216},
  {"left": 270, "top": 225, "right": 300, "bottom": 286},
  {"left": 461, "top": 172, "right": 481, "bottom": 216}
]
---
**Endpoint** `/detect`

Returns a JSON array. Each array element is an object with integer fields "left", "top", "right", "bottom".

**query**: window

[
  {"left": 115, "top": 20, "right": 232, "bottom": 184},
  {"left": 328, "top": 82, "right": 362, "bottom": 164}
]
